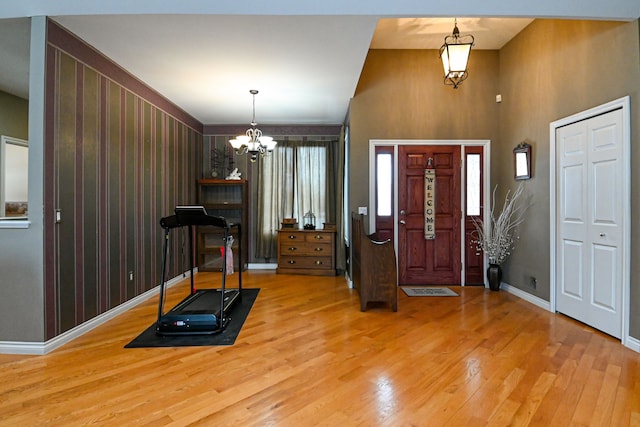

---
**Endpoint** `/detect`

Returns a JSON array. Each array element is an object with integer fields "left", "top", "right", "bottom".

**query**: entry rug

[
  {"left": 401, "top": 287, "right": 458, "bottom": 297},
  {"left": 125, "top": 288, "right": 259, "bottom": 348}
]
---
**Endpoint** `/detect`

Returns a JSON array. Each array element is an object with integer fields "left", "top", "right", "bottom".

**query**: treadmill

[{"left": 155, "top": 206, "right": 242, "bottom": 335}]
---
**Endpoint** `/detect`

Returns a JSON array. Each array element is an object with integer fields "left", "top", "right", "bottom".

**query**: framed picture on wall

[{"left": 513, "top": 142, "right": 532, "bottom": 180}]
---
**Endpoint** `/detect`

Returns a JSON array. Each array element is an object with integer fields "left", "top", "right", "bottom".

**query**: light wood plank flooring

[{"left": 0, "top": 271, "right": 639, "bottom": 426}]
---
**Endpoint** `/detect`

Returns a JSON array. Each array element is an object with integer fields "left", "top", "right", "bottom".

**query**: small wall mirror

[
  {"left": 513, "top": 142, "right": 532, "bottom": 180},
  {"left": 1, "top": 135, "right": 29, "bottom": 219}
]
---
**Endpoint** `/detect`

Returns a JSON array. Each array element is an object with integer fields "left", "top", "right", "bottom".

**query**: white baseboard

[
  {"left": 502, "top": 281, "right": 639, "bottom": 354},
  {"left": 623, "top": 335, "right": 640, "bottom": 353},
  {"left": 3, "top": 273, "right": 637, "bottom": 355},
  {"left": 500, "top": 282, "right": 551, "bottom": 311},
  {"left": 248, "top": 263, "right": 277, "bottom": 270},
  {"left": 0, "top": 271, "right": 193, "bottom": 355}
]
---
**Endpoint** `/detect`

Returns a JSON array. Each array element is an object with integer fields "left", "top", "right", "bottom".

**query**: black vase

[{"left": 487, "top": 263, "right": 502, "bottom": 291}]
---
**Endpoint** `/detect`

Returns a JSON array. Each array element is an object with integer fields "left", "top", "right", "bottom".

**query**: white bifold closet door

[{"left": 556, "top": 108, "right": 623, "bottom": 339}]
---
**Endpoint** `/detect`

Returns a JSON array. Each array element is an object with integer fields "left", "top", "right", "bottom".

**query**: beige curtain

[{"left": 256, "top": 139, "right": 338, "bottom": 260}]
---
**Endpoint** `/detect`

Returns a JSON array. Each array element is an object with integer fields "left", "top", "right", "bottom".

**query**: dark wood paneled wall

[{"left": 44, "top": 20, "right": 203, "bottom": 339}]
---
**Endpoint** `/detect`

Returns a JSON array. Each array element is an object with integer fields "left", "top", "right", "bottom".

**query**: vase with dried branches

[{"left": 472, "top": 184, "right": 529, "bottom": 290}]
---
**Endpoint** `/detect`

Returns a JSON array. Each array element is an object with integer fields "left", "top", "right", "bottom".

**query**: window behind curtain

[{"left": 256, "top": 140, "right": 332, "bottom": 259}]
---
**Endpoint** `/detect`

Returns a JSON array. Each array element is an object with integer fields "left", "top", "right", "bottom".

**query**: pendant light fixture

[
  {"left": 439, "top": 19, "right": 474, "bottom": 89},
  {"left": 229, "top": 90, "right": 277, "bottom": 162}
]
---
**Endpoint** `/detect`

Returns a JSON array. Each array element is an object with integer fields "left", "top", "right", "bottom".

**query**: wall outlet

[
  {"left": 358, "top": 207, "right": 368, "bottom": 215},
  {"left": 129, "top": 271, "right": 134, "bottom": 281}
]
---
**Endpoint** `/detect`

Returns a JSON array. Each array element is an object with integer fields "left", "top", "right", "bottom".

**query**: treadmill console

[{"left": 169, "top": 205, "right": 229, "bottom": 228}]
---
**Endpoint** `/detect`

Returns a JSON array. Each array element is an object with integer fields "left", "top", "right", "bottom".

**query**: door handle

[
  {"left": 599, "top": 233, "right": 606, "bottom": 237},
  {"left": 399, "top": 220, "right": 406, "bottom": 225}
]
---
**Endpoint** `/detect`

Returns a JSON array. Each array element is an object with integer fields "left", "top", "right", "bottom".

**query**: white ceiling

[
  {"left": 0, "top": 16, "right": 534, "bottom": 125},
  {"left": 0, "top": 0, "right": 638, "bottom": 126},
  {"left": 51, "top": 15, "right": 537, "bottom": 125},
  {"left": 53, "top": 15, "right": 380, "bottom": 126}
]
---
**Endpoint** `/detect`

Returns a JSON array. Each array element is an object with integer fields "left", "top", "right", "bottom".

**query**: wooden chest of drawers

[{"left": 277, "top": 229, "right": 336, "bottom": 276}]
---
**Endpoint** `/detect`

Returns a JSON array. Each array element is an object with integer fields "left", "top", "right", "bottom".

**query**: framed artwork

[{"left": 513, "top": 142, "right": 532, "bottom": 180}]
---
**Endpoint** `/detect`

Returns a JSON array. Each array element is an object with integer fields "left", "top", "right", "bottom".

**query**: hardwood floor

[{"left": 0, "top": 271, "right": 639, "bottom": 426}]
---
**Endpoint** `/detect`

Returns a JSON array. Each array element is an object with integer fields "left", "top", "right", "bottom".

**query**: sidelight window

[
  {"left": 376, "top": 153, "right": 392, "bottom": 216},
  {"left": 466, "top": 153, "right": 480, "bottom": 216}
]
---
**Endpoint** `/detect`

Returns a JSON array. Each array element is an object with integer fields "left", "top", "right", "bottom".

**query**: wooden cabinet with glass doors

[{"left": 196, "top": 179, "right": 248, "bottom": 272}]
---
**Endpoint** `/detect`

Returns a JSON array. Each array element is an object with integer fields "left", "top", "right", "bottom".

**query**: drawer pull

[
  {"left": 314, "top": 247, "right": 323, "bottom": 252},
  {"left": 288, "top": 260, "right": 296, "bottom": 264},
  {"left": 315, "top": 260, "right": 323, "bottom": 265},
  {"left": 314, "top": 235, "right": 323, "bottom": 240},
  {"left": 288, "top": 247, "right": 297, "bottom": 251},
  {"left": 288, "top": 235, "right": 297, "bottom": 239}
]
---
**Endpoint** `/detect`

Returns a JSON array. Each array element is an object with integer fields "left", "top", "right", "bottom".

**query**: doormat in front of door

[{"left": 401, "top": 287, "right": 458, "bottom": 297}]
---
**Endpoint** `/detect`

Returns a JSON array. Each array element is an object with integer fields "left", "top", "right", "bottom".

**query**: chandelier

[
  {"left": 439, "top": 19, "right": 474, "bottom": 89},
  {"left": 229, "top": 90, "right": 277, "bottom": 162}
]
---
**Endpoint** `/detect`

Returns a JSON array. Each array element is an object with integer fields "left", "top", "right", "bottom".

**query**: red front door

[{"left": 398, "top": 145, "right": 461, "bottom": 285}]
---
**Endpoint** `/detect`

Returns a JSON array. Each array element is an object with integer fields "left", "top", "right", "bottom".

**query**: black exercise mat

[{"left": 125, "top": 288, "right": 259, "bottom": 348}]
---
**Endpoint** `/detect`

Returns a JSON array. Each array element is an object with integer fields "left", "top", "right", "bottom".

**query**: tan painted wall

[
  {"left": 349, "top": 19, "right": 640, "bottom": 340},
  {"left": 350, "top": 49, "right": 500, "bottom": 214},
  {"left": 498, "top": 19, "right": 640, "bottom": 338}
]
